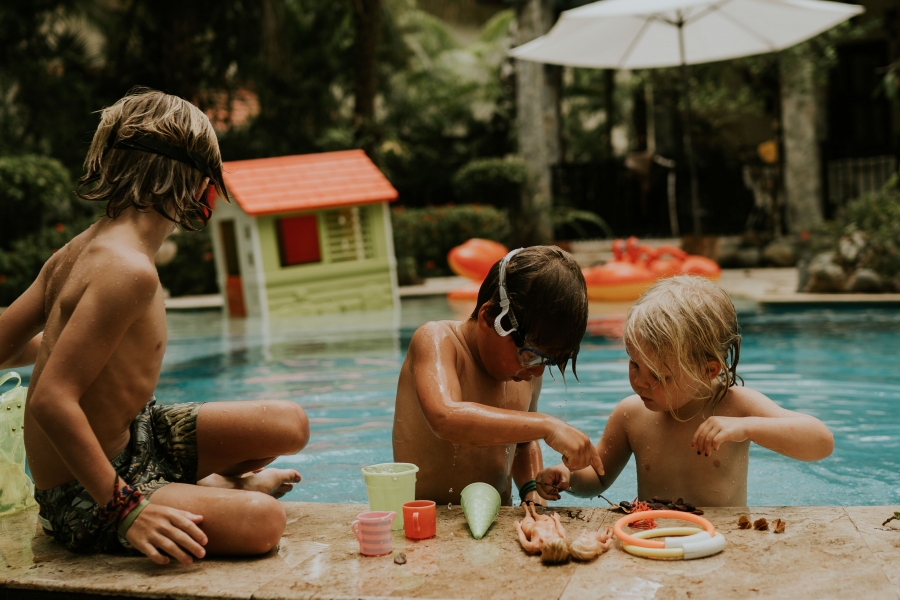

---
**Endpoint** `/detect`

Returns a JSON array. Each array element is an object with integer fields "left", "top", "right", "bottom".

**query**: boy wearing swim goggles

[{"left": 393, "top": 246, "right": 604, "bottom": 507}]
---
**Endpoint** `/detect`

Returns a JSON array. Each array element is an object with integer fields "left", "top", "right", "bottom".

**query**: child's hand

[
  {"left": 536, "top": 464, "right": 570, "bottom": 501},
  {"left": 544, "top": 422, "right": 605, "bottom": 476},
  {"left": 692, "top": 416, "right": 750, "bottom": 456},
  {"left": 126, "top": 503, "right": 208, "bottom": 565}
]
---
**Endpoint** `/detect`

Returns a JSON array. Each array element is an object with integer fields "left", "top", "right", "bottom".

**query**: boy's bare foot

[{"left": 198, "top": 468, "right": 301, "bottom": 498}]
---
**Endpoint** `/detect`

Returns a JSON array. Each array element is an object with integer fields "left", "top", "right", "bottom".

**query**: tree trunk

[
  {"left": 353, "top": 0, "right": 382, "bottom": 157},
  {"left": 780, "top": 56, "right": 823, "bottom": 234},
  {"left": 603, "top": 69, "right": 615, "bottom": 159},
  {"left": 514, "top": 0, "right": 559, "bottom": 246}
]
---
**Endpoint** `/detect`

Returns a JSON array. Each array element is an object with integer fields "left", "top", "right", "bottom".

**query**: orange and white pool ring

[{"left": 614, "top": 510, "right": 726, "bottom": 560}]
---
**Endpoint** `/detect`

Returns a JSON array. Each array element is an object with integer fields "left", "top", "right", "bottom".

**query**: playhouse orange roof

[{"left": 221, "top": 150, "right": 398, "bottom": 216}]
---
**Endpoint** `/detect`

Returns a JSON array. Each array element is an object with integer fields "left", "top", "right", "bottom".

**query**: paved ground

[
  {"left": 401, "top": 268, "right": 900, "bottom": 305},
  {"left": 6, "top": 268, "right": 899, "bottom": 315},
  {"left": 2, "top": 503, "right": 899, "bottom": 599}
]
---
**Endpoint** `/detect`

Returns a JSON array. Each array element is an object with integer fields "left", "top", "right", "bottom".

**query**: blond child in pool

[{"left": 536, "top": 276, "right": 834, "bottom": 507}]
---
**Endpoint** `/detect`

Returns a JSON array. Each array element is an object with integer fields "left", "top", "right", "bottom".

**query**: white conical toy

[{"left": 460, "top": 482, "right": 500, "bottom": 540}]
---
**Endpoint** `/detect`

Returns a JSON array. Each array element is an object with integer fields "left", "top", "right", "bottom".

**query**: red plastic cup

[{"left": 402, "top": 500, "right": 436, "bottom": 540}]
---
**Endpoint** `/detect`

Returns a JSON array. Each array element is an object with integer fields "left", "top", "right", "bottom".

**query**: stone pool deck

[{"left": 2, "top": 503, "right": 899, "bottom": 599}]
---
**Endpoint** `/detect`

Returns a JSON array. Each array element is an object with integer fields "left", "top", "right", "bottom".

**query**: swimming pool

[{"left": 6, "top": 298, "right": 900, "bottom": 506}]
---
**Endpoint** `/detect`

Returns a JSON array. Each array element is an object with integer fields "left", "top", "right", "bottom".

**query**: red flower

[
  {"left": 426, "top": 260, "right": 436, "bottom": 270},
  {"left": 203, "top": 252, "right": 213, "bottom": 261},
  {"left": 55, "top": 223, "right": 64, "bottom": 232},
  {"left": 0, "top": 274, "right": 6, "bottom": 284}
]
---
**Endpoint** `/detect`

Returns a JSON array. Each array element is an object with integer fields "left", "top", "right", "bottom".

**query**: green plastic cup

[
  {"left": 361, "top": 463, "right": 419, "bottom": 530},
  {"left": 460, "top": 482, "right": 500, "bottom": 540}
]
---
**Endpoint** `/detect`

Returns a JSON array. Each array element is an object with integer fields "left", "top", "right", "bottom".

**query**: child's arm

[
  {"left": 27, "top": 261, "right": 207, "bottom": 564},
  {"left": 411, "top": 324, "right": 604, "bottom": 474},
  {"left": 537, "top": 400, "right": 634, "bottom": 499},
  {"left": 512, "top": 378, "right": 545, "bottom": 505},
  {"left": 692, "top": 387, "right": 834, "bottom": 461},
  {"left": 0, "top": 270, "right": 46, "bottom": 369}
]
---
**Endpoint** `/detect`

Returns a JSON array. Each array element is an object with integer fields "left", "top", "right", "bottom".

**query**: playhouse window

[
  {"left": 277, "top": 215, "right": 322, "bottom": 267},
  {"left": 323, "top": 207, "right": 375, "bottom": 263}
]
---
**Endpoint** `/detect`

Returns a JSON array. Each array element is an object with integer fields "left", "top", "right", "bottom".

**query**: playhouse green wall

[{"left": 255, "top": 203, "right": 395, "bottom": 316}]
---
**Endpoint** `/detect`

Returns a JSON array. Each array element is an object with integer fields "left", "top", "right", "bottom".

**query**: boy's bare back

[
  {"left": 23, "top": 216, "right": 166, "bottom": 491},
  {"left": 393, "top": 320, "right": 539, "bottom": 505},
  {"left": 0, "top": 89, "right": 310, "bottom": 564}
]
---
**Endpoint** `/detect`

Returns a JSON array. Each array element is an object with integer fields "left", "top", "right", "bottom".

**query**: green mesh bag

[{"left": 0, "top": 372, "right": 35, "bottom": 516}]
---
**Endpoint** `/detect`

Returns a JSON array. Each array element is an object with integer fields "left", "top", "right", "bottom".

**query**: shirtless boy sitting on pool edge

[
  {"left": 393, "top": 246, "right": 603, "bottom": 506},
  {"left": 0, "top": 88, "right": 309, "bottom": 565}
]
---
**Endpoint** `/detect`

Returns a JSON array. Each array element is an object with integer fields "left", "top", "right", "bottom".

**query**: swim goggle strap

[
  {"left": 493, "top": 248, "right": 569, "bottom": 369},
  {"left": 108, "top": 134, "right": 217, "bottom": 181},
  {"left": 100, "top": 133, "right": 226, "bottom": 222},
  {"left": 493, "top": 248, "right": 525, "bottom": 346}
]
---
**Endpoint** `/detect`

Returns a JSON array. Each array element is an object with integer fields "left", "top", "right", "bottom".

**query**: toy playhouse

[{"left": 209, "top": 150, "right": 399, "bottom": 318}]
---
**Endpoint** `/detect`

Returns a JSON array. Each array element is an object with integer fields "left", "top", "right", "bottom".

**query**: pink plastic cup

[{"left": 351, "top": 511, "right": 396, "bottom": 556}]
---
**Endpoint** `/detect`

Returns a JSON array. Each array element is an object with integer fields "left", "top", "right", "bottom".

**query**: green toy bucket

[{"left": 361, "top": 463, "right": 419, "bottom": 530}]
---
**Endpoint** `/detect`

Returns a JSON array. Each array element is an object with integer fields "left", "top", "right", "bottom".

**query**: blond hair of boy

[{"left": 0, "top": 88, "right": 309, "bottom": 565}]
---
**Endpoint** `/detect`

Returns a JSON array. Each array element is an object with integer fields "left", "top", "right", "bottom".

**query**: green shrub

[
  {"left": 0, "top": 218, "right": 95, "bottom": 306},
  {"left": 0, "top": 221, "right": 219, "bottom": 305},
  {"left": 0, "top": 155, "right": 80, "bottom": 250},
  {"left": 391, "top": 204, "right": 510, "bottom": 281},
  {"left": 156, "top": 229, "right": 219, "bottom": 297},
  {"left": 832, "top": 174, "right": 900, "bottom": 278},
  {"left": 452, "top": 158, "right": 528, "bottom": 210}
]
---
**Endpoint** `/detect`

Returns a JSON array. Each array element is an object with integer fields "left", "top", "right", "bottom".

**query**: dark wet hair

[
  {"left": 77, "top": 86, "right": 229, "bottom": 231},
  {"left": 471, "top": 245, "right": 588, "bottom": 376}
]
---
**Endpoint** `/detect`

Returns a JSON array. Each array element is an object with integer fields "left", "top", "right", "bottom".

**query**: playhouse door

[{"left": 219, "top": 220, "right": 247, "bottom": 318}]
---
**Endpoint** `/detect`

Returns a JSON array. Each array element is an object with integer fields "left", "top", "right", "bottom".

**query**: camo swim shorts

[{"left": 34, "top": 398, "right": 203, "bottom": 554}]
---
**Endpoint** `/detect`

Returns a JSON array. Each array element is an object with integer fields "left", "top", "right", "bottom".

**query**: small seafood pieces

[
  {"left": 738, "top": 515, "right": 786, "bottom": 533},
  {"left": 611, "top": 496, "right": 702, "bottom": 516},
  {"left": 394, "top": 552, "right": 407, "bottom": 565}
]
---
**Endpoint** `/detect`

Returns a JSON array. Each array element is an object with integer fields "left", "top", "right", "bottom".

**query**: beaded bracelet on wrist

[{"left": 97, "top": 476, "right": 145, "bottom": 526}]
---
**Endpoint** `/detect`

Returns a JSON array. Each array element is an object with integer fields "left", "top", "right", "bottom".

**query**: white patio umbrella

[{"left": 509, "top": 0, "right": 864, "bottom": 234}]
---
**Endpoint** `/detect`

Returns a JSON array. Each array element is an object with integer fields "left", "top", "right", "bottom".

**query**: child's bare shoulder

[
  {"left": 617, "top": 394, "right": 647, "bottom": 412},
  {"left": 410, "top": 320, "right": 460, "bottom": 346},
  {"left": 409, "top": 321, "right": 463, "bottom": 359},
  {"left": 71, "top": 241, "right": 160, "bottom": 305},
  {"left": 718, "top": 385, "right": 778, "bottom": 416},
  {"left": 607, "top": 394, "right": 646, "bottom": 427}
]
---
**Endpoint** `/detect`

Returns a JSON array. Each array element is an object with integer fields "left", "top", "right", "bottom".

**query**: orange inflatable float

[
  {"left": 445, "top": 237, "right": 720, "bottom": 303},
  {"left": 583, "top": 237, "right": 720, "bottom": 302},
  {"left": 447, "top": 238, "right": 509, "bottom": 301},
  {"left": 448, "top": 239, "right": 508, "bottom": 281},
  {"left": 583, "top": 240, "right": 655, "bottom": 302}
]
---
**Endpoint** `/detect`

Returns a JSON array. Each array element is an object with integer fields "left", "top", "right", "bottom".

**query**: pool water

[{"left": 6, "top": 299, "right": 900, "bottom": 506}]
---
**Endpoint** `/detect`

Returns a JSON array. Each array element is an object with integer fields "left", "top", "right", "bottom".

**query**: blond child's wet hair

[
  {"left": 78, "top": 87, "right": 229, "bottom": 231},
  {"left": 623, "top": 276, "right": 742, "bottom": 416}
]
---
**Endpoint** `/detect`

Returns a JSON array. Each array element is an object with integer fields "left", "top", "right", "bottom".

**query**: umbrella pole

[{"left": 678, "top": 20, "right": 702, "bottom": 236}]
